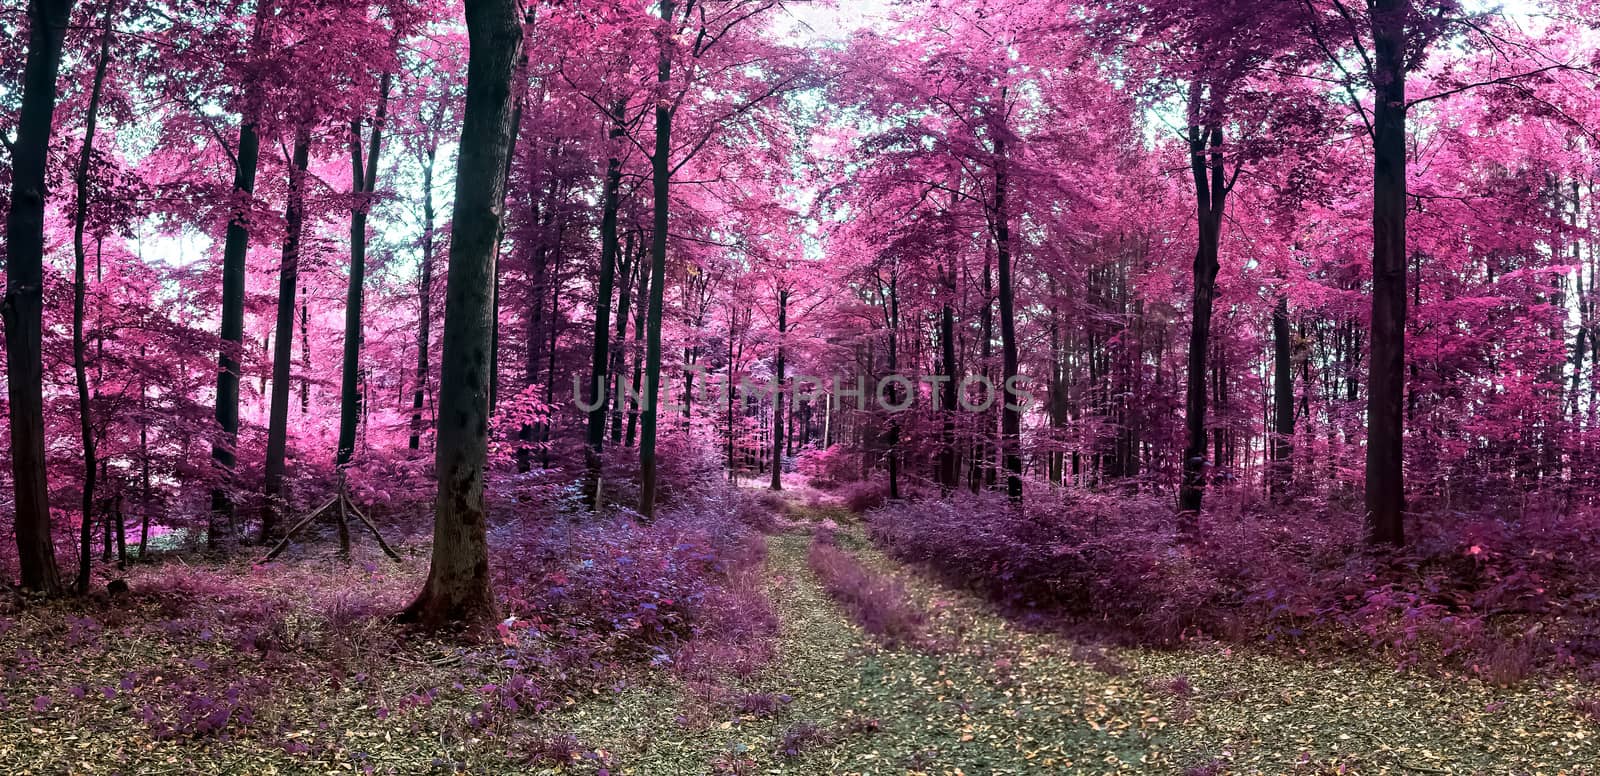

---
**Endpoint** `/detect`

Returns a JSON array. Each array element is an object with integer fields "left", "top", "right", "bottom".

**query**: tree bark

[
  {"left": 610, "top": 234, "right": 638, "bottom": 446},
  {"left": 638, "top": 0, "right": 677, "bottom": 519},
  {"left": 584, "top": 99, "right": 629, "bottom": 501},
  {"left": 1365, "top": 0, "right": 1408, "bottom": 546},
  {"left": 771, "top": 289, "right": 788, "bottom": 491},
  {"left": 71, "top": 3, "right": 113, "bottom": 593},
  {"left": 1178, "top": 112, "right": 1227, "bottom": 529},
  {"left": 262, "top": 129, "right": 312, "bottom": 544},
  {"left": 409, "top": 145, "right": 439, "bottom": 451},
  {"left": 209, "top": 2, "right": 271, "bottom": 554},
  {"left": 337, "top": 73, "right": 391, "bottom": 469},
  {"left": 399, "top": 0, "right": 522, "bottom": 633},
  {"left": 1271, "top": 294, "right": 1295, "bottom": 499},
  {"left": 4, "top": 0, "right": 75, "bottom": 594},
  {"left": 993, "top": 109, "right": 1022, "bottom": 504}
]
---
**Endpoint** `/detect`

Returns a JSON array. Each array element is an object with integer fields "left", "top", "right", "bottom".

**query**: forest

[{"left": 2, "top": 0, "right": 1600, "bottom": 772}]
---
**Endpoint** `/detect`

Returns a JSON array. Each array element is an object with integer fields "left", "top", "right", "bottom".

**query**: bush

[
  {"left": 868, "top": 491, "right": 1600, "bottom": 676},
  {"left": 807, "top": 531, "right": 925, "bottom": 648},
  {"left": 492, "top": 483, "right": 777, "bottom": 685},
  {"left": 840, "top": 480, "right": 886, "bottom": 514},
  {"left": 795, "top": 446, "right": 859, "bottom": 489}
]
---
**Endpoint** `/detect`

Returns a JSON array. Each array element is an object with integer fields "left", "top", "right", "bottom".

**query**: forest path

[{"left": 718, "top": 494, "right": 1599, "bottom": 775}]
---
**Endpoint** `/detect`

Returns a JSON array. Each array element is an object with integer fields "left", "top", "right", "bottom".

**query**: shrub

[
  {"left": 839, "top": 480, "right": 886, "bottom": 514},
  {"left": 807, "top": 532, "right": 926, "bottom": 648},
  {"left": 795, "top": 445, "right": 860, "bottom": 489},
  {"left": 492, "top": 483, "right": 777, "bottom": 687},
  {"left": 867, "top": 491, "right": 1600, "bottom": 675}
]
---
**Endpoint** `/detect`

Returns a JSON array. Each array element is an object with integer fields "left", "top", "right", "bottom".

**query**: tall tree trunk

[
  {"left": 771, "top": 289, "right": 788, "bottom": 491},
  {"left": 137, "top": 346, "right": 152, "bottom": 560},
  {"left": 1365, "top": 0, "right": 1408, "bottom": 546},
  {"left": 300, "top": 296, "right": 312, "bottom": 412},
  {"left": 584, "top": 99, "right": 628, "bottom": 502},
  {"left": 993, "top": 113, "right": 1022, "bottom": 504},
  {"left": 1271, "top": 294, "right": 1296, "bottom": 499},
  {"left": 626, "top": 254, "right": 649, "bottom": 448},
  {"left": 409, "top": 145, "right": 439, "bottom": 451},
  {"left": 610, "top": 234, "right": 638, "bottom": 446},
  {"left": 970, "top": 248, "right": 994, "bottom": 494},
  {"left": 209, "top": 2, "right": 270, "bottom": 554},
  {"left": 939, "top": 233, "right": 959, "bottom": 492},
  {"left": 490, "top": 92, "right": 529, "bottom": 420},
  {"left": 71, "top": 3, "right": 113, "bottom": 593},
  {"left": 6, "top": 0, "right": 73, "bottom": 595},
  {"left": 1178, "top": 113, "right": 1227, "bottom": 530},
  {"left": 885, "top": 272, "right": 901, "bottom": 500},
  {"left": 638, "top": 0, "right": 676, "bottom": 519},
  {"left": 337, "top": 73, "right": 391, "bottom": 469},
  {"left": 727, "top": 303, "right": 739, "bottom": 477},
  {"left": 262, "top": 129, "right": 311, "bottom": 544},
  {"left": 399, "top": 0, "right": 522, "bottom": 632}
]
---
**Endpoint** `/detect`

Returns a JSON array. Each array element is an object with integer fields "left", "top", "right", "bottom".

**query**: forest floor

[{"left": 0, "top": 493, "right": 1596, "bottom": 774}]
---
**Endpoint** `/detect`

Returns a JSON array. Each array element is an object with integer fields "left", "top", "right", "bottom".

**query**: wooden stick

[{"left": 259, "top": 495, "right": 338, "bottom": 562}]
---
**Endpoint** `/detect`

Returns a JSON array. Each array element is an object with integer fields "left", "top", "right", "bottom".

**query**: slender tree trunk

[
  {"left": 993, "top": 115, "right": 1022, "bottom": 504},
  {"left": 584, "top": 99, "right": 628, "bottom": 502},
  {"left": 210, "top": 2, "right": 271, "bottom": 554},
  {"left": 885, "top": 273, "right": 902, "bottom": 500},
  {"left": 399, "top": 0, "right": 522, "bottom": 632},
  {"left": 490, "top": 87, "right": 531, "bottom": 420},
  {"left": 338, "top": 73, "right": 391, "bottom": 469},
  {"left": 771, "top": 289, "right": 788, "bottom": 491},
  {"left": 626, "top": 256, "right": 649, "bottom": 448},
  {"left": 300, "top": 296, "right": 312, "bottom": 412},
  {"left": 1365, "top": 0, "right": 1408, "bottom": 546},
  {"left": 410, "top": 146, "right": 439, "bottom": 451},
  {"left": 1271, "top": 294, "right": 1296, "bottom": 499},
  {"left": 138, "top": 346, "right": 152, "bottom": 560},
  {"left": 638, "top": 0, "right": 676, "bottom": 518},
  {"left": 940, "top": 244, "right": 960, "bottom": 491},
  {"left": 610, "top": 235, "right": 638, "bottom": 446},
  {"left": 1178, "top": 115, "right": 1227, "bottom": 530},
  {"left": 3, "top": 0, "right": 74, "bottom": 594},
  {"left": 262, "top": 129, "right": 312, "bottom": 544},
  {"left": 971, "top": 249, "right": 994, "bottom": 494},
  {"left": 727, "top": 304, "right": 739, "bottom": 477},
  {"left": 71, "top": 4, "right": 113, "bottom": 593}
]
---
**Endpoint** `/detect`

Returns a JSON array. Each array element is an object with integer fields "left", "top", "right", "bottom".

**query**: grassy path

[{"left": 573, "top": 499, "right": 1597, "bottom": 775}]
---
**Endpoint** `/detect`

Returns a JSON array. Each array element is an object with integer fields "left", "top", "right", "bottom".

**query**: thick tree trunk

[
  {"left": 72, "top": 4, "right": 113, "bottom": 593},
  {"left": 1271, "top": 294, "right": 1295, "bottom": 499},
  {"left": 1365, "top": 0, "right": 1408, "bottom": 546},
  {"left": 993, "top": 120, "right": 1022, "bottom": 504},
  {"left": 262, "top": 129, "right": 312, "bottom": 544},
  {"left": 584, "top": 100, "right": 628, "bottom": 501},
  {"left": 639, "top": 0, "right": 677, "bottom": 519},
  {"left": 409, "top": 146, "right": 439, "bottom": 451},
  {"left": 1178, "top": 117, "right": 1227, "bottom": 529},
  {"left": 337, "top": 73, "right": 391, "bottom": 469},
  {"left": 399, "top": 0, "right": 522, "bottom": 633},
  {"left": 6, "top": 0, "right": 73, "bottom": 595},
  {"left": 210, "top": 3, "right": 270, "bottom": 554}
]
